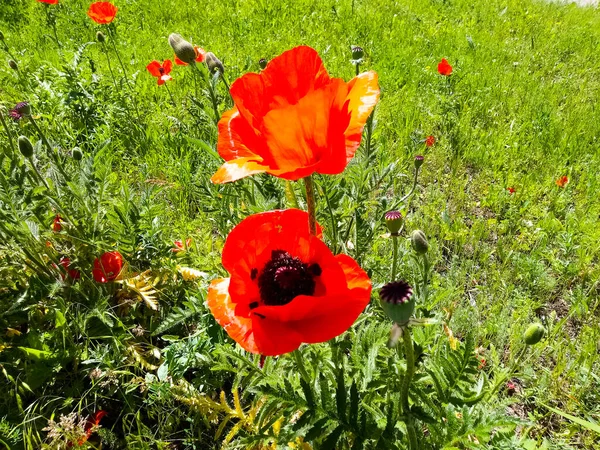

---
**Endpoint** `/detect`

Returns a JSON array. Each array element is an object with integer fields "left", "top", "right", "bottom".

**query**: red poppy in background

[
  {"left": 174, "top": 46, "right": 206, "bottom": 65},
  {"left": 38, "top": 0, "right": 59, "bottom": 4},
  {"left": 172, "top": 238, "right": 192, "bottom": 252},
  {"left": 73, "top": 410, "right": 107, "bottom": 446},
  {"left": 207, "top": 209, "right": 372, "bottom": 356},
  {"left": 59, "top": 257, "right": 81, "bottom": 281},
  {"left": 556, "top": 175, "right": 569, "bottom": 188},
  {"left": 211, "top": 45, "right": 380, "bottom": 184},
  {"left": 437, "top": 58, "right": 453, "bottom": 76},
  {"left": 425, "top": 135, "right": 435, "bottom": 147},
  {"left": 87, "top": 2, "right": 118, "bottom": 24},
  {"left": 92, "top": 251, "right": 123, "bottom": 283},
  {"left": 146, "top": 60, "right": 173, "bottom": 85},
  {"left": 507, "top": 187, "right": 516, "bottom": 194},
  {"left": 52, "top": 214, "right": 62, "bottom": 232}
]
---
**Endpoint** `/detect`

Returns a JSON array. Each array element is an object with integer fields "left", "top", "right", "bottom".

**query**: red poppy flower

[
  {"left": 87, "top": 2, "right": 118, "bottom": 24},
  {"left": 425, "top": 135, "right": 435, "bottom": 147},
  {"left": 207, "top": 209, "right": 372, "bottom": 356},
  {"left": 38, "top": 0, "right": 59, "bottom": 4},
  {"left": 210, "top": 45, "right": 380, "bottom": 184},
  {"left": 174, "top": 46, "right": 206, "bottom": 66},
  {"left": 92, "top": 251, "right": 123, "bottom": 283},
  {"left": 556, "top": 175, "right": 569, "bottom": 188},
  {"left": 172, "top": 238, "right": 192, "bottom": 252},
  {"left": 74, "top": 410, "right": 107, "bottom": 446},
  {"left": 437, "top": 58, "right": 453, "bottom": 76},
  {"left": 146, "top": 60, "right": 173, "bottom": 85},
  {"left": 507, "top": 187, "right": 516, "bottom": 194},
  {"left": 52, "top": 214, "right": 62, "bottom": 232},
  {"left": 58, "top": 257, "right": 81, "bottom": 281}
]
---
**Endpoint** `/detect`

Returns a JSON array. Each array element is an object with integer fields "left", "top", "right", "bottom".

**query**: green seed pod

[
  {"left": 205, "top": 52, "right": 224, "bottom": 74},
  {"left": 411, "top": 230, "right": 429, "bottom": 255},
  {"left": 351, "top": 45, "right": 364, "bottom": 61},
  {"left": 9, "top": 59, "right": 18, "bottom": 71},
  {"left": 18, "top": 135, "right": 34, "bottom": 158},
  {"left": 523, "top": 323, "right": 546, "bottom": 345},
  {"left": 414, "top": 155, "right": 424, "bottom": 170},
  {"left": 168, "top": 33, "right": 197, "bottom": 65},
  {"left": 384, "top": 211, "right": 403, "bottom": 236},
  {"left": 72, "top": 147, "right": 83, "bottom": 161},
  {"left": 96, "top": 31, "right": 106, "bottom": 43},
  {"left": 379, "top": 281, "right": 414, "bottom": 324},
  {"left": 259, "top": 58, "right": 268, "bottom": 70}
]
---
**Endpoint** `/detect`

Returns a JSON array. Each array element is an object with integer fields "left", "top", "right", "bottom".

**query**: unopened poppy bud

[
  {"left": 411, "top": 230, "right": 428, "bottom": 254},
  {"left": 168, "top": 33, "right": 197, "bottom": 65},
  {"left": 72, "top": 147, "right": 83, "bottom": 160},
  {"left": 414, "top": 155, "right": 424, "bottom": 170},
  {"left": 351, "top": 45, "right": 364, "bottom": 61},
  {"left": 9, "top": 59, "right": 18, "bottom": 70},
  {"left": 259, "top": 58, "right": 268, "bottom": 70},
  {"left": 96, "top": 31, "right": 105, "bottom": 43},
  {"left": 205, "top": 52, "right": 224, "bottom": 74},
  {"left": 379, "top": 281, "right": 414, "bottom": 324},
  {"left": 523, "top": 323, "right": 546, "bottom": 345},
  {"left": 385, "top": 211, "right": 403, "bottom": 236},
  {"left": 18, "top": 135, "right": 34, "bottom": 158}
]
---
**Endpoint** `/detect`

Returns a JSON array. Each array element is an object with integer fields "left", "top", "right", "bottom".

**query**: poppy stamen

[
  {"left": 258, "top": 250, "right": 316, "bottom": 306},
  {"left": 250, "top": 268, "right": 258, "bottom": 280}
]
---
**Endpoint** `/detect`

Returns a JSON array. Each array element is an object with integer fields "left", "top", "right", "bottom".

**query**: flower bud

[
  {"left": 205, "top": 52, "right": 224, "bottom": 74},
  {"left": 411, "top": 230, "right": 428, "bottom": 254},
  {"left": 9, "top": 59, "right": 18, "bottom": 71},
  {"left": 18, "top": 135, "right": 34, "bottom": 158},
  {"left": 414, "top": 155, "right": 424, "bottom": 170},
  {"left": 168, "top": 33, "right": 197, "bottom": 65},
  {"left": 96, "top": 31, "right": 105, "bottom": 43},
  {"left": 72, "top": 147, "right": 83, "bottom": 160},
  {"left": 523, "top": 323, "right": 546, "bottom": 345},
  {"left": 259, "top": 58, "right": 268, "bottom": 70},
  {"left": 385, "top": 211, "right": 403, "bottom": 236},
  {"left": 351, "top": 45, "right": 364, "bottom": 61},
  {"left": 379, "top": 281, "right": 414, "bottom": 324}
]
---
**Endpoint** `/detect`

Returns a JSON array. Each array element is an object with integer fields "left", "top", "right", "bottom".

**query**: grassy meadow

[{"left": 1, "top": 0, "right": 599, "bottom": 448}]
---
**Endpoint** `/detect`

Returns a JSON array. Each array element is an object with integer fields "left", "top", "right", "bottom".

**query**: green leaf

[
  {"left": 540, "top": 403, "right": 600, "bottom": 434},
  {"left": 321, "top": 424, "right": 344, "bottom": 450},
  {"left": 17, "top": 347, "right": 52, "bottom": 360},
  {"left": 336, "top": 360, "right": 346, "bottom": 421}
]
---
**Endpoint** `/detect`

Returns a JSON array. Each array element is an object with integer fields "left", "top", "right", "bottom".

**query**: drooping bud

[
  {"left": 96, "top": 31, "right": 105, "bottom": 43},
  {"left": 259, "top": 58, "right": 268, "bottom": 70},
  {"left": 414, "top": 155, "right": 424, "bottom": 170},
  {"left": 411, "top": 230, "right": 429, "bottom": 255},
  {"left": 72, "top": 147, "right": 83, "bottom": 160},
  {"left": 379, "top": 280, "right": 415, "bottom": 324},
  {"left": 168, "top": 33, "right": 197, "bottom": 65},
  {"left": 9, "top": 59, "right": 18, "bottom": 71},
  {"left": 205, "top": 52, "right": 224, "bottom": 74},
  {"left": 18, "top": 135, "right": 34, "bottom": 158},
  {"left": 385, "top": 211, "right": 403, "bottom": 236},
  {"left": 523, "top": 323, "right": 546, "bottom": 345},
  {"left": 351, "top": 45, "right": 364, "bottom": 62}
]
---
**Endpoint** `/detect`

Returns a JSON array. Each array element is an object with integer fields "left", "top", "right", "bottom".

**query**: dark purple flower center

[
  {"left": 158, "top": 67, "right": 165, "bottom": 75},
  {"left": 379, "top": 281, "right": 413, "bottom": 305},
  {"left": 256, "top": 249, "right": 321, "bottom": 306}
]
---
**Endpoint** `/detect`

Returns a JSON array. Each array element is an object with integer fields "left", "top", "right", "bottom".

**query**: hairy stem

[
  {"left": 401, "top": 326, "right": 418, "bottom": 450},
  {"left": 391, "top": 235, "right": 399, "bottom": 281}
]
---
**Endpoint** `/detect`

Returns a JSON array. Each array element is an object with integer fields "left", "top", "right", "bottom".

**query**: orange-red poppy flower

[
  {"left": 52, "top": 214, "right": 62, "bottom": 232},
  {"left": 507, "top": 187, "right": 516, "bottom": 194},
  {"left": 38, "top": 0, "right": 59, "bottom": 4},
  {"left": 146, "top": 60, "right": 173, "bottom": 85},
  {"left": 71, "top": 410, "right": 107, "bottom": 447},
  {"left": 87, "top": 2, "right": 118, "bottom": 24},
  {"left": 425, "top": 135, "right": 435, "bottom": 147},
  {"left": 211, "top": 45, "right": 380, "bottom": 184},
  {"left": 437, "top": 58, "right": 453, "bottom": 76},
  {"left": 174, "top": 46, "right": 206, "bottom": 66},
  {"left": 556, "top": 175, "right": 569, "bottom": 188},
  {"left": 207, "top": 209, "right": 372, "bottom": 356},
  {"left": 172, "top": 238, "right": 192, "bottom": 252},
  {"left": 92, "top": 251, "right": 123, "bottom": 283}
]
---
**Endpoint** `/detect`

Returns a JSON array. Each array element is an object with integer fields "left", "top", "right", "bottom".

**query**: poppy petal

[
  {"left": 217, "top": 108, "right": 266, "bottom": 162},
  {"left": 207, "top": 278, "right": 258, "bottom": 353},
  {"left": 211, "top": 158, "right": 270, "bottom": 184},
  {"left": 146, "top": 61, "right": 162, "bottom": 77},
  {"left": 163, "top": 59, "right": 173, "bottom": 74},
  {"left": 251, "top": 314, "right": 304, "bottom": 355}
]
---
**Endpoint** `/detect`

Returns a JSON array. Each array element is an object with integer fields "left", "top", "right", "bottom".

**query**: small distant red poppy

[
  {"left": 175, "top": 46, "right": 206, "bottom": 66},
  {"left": 92, "top": 251, "right": 123, "bottom": 283},
  {"left": 74, "top": 410, "right": 107, "bottom": 446},
  {"left": 52, "top": 214, "right": 62, "bottom": 232},
  {"left": 58, "top": 257, "right": 81, "bottom": 281},
  {"left": 38, "top": 0, "right": 59, "bottom": 4},
  {"left": 425, "top": 135, "right": 435, "bottom": 147},
  {"left": 207, "top": 209, "right": 372, "bottom": 356},
  {"left": 172, "top": 238, "right": 192, "bottom": 252},
  {"left": 87, "top": 2, "right": 118, "bottom": 24},
  {"left": 437, "top": 58, "right": 453, "bottom": 76},
  {"left": 507, "top": 187, "right": 516, "bottom": 194},
  {"left": 146, "top": 60, "right": 173, "bottom": 85},
  {"left": 555, "top": 175, "right": 569, "bottom": 188}
]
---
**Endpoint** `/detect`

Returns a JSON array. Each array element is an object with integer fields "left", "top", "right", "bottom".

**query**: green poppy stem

[
  {"left": 401, "top": 326, "right": 418, "bottom": 450},
  {"left": 391, "top": 235, "right": 399, "bottom": 281},
  {"left": 304, "top": 175, "right": 317, "bottom": 236}
]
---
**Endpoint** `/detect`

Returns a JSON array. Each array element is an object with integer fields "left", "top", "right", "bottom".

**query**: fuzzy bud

[
  {"left": 72, "top": 147, "right": 83, "bottom": 161},
  {"left": 9, "top": 59, "right": 18, "bottom": 71},
  {"left": 96, "top": 31, "right": 105, "bottom": 43},
  {"left": 379, "top": 281, "right": 415, "bottom": 325},
  {"left": 205, "top": 52, "right": 224, "bottom": 74},
  {"left": 523, "top": 323, "right": 546, "bottom": 346},
  {"left": 351, "top": 45, "right": 364, "bottom": 61},
  {"left": 259, "top": 58, "right": 268, "bottom": 70},
  {"left": 411, "top": 230, "right": 429, "bottom": 255},
  {"left": 384, "top": 211, "right": 403, "bottom": 236},
  {"left": 168, "top": 33, "right": 197, "bottom": 65},
  {"left": 414, "top": 155, "right": 424, "bottom": 170},
  {"left": 18, "top": 135, "right": 34, "bottom": 158}
]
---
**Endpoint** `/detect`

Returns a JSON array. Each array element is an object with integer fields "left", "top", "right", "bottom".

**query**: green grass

[{"left": 1, "top": 0, "right": 600, "bottom": 448}]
